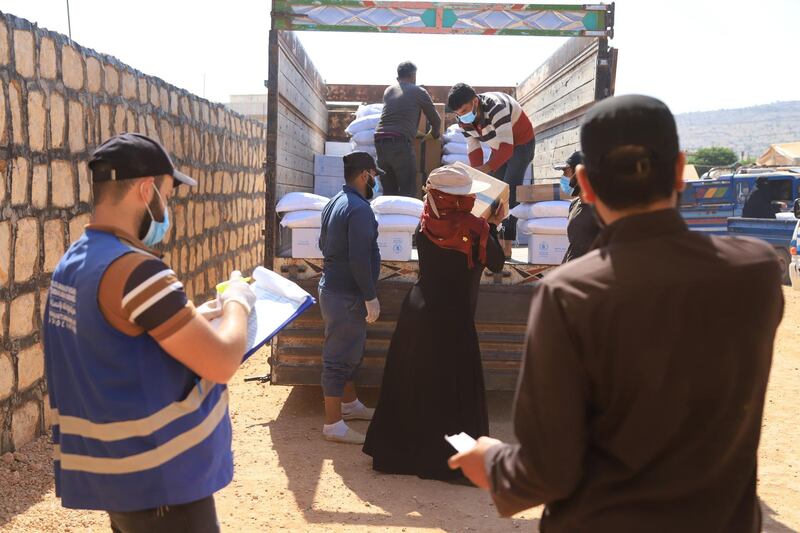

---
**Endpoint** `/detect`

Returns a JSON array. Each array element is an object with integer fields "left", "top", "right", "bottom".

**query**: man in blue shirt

[{"left": 318, "top": 151, "right": 383, "bottom": 444}]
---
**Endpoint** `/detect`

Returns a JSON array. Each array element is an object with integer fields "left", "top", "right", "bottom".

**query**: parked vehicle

[{"left": 727, "top": 217, "right": 798, "bottom": 284}]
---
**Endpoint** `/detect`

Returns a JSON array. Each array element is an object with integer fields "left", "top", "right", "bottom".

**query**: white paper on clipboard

[{"left": 210, "top": 266, "right": 315, "bottom": 360}]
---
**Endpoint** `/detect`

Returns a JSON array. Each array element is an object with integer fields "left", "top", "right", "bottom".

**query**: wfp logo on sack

[
  {"left": 393, "top": 242, "right": 403, "bottom": 254},
  {"left": 538, "top": 241, "right": 550, "bottom": 253}
]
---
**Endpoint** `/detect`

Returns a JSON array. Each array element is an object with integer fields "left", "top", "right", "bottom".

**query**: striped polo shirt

[{"left": 459, "top": 92, "right": 535, "bottom": 171}]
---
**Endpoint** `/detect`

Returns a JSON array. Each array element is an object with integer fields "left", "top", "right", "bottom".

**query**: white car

[{"left": 790, "top": 219, "right": 800, "bottom": 290}]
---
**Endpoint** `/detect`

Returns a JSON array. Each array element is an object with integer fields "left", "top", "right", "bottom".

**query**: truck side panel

[
  {"left": 516, "top": 37, "right": 616, "bottom": 182},
  {"left": 266, "top": 30, "right": 328, "bottom": 261}
]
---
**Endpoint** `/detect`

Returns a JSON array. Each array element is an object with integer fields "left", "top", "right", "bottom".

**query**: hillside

[{"left": 675, "top": 101, "right": 800, "bottom": 159}]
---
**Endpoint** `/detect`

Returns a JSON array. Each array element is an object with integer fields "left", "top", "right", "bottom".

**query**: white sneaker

[
  {"left": 342, "top": 405, "right": 375, "bottom": 421},
  {"left": 323, "top": 427, "right": 366, "bottom": 444}
]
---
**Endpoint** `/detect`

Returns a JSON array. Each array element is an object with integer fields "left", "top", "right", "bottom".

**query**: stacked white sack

[
  {"left": 346, "top": 103, "right": 383, "bottom": 159},
  {"left": 510, "top": 200, "right": 571, "bottom": 264},
  {"left": 370, "top": 195, "right": 424, "bottom": 260},
  {"left": 441, "top": 124, "right": 491, "bottom": 166},
  {"left": 277, "top": 192, "right": 331, "bottom": 258}
]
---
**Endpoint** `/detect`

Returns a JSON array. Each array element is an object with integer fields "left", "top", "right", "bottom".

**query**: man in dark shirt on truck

[
  {"left": 742, "top": 176, "right": 781, "bottom": 218},
  {"left": 449, "top": 95, "right": 784, "bottom": 532},
  {"left": 374, "top": 61, "right": 442, "bottom": 197},
  {"left": 318, "top": 151, "right": 383, "bottom": 444}
]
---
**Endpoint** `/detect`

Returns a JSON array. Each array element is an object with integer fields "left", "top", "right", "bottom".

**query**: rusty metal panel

[{"left": 270, "top": 279, "right": 534, "bottom": 391}]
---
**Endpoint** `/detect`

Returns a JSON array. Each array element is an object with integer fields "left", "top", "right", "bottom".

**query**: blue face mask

[
  {"left": 560, "top": 175, "right": 575, "bottom": 196},
  {"left": 142, "top": 184, "right": 170, "bottom": 247},
  {"left": 459, "top": 109, "right": 476, "bottom": 123}
]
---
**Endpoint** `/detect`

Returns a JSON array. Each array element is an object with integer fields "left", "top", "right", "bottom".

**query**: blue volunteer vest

[{"left": 43, "top": 229, "right": 233, "bottom": 512}]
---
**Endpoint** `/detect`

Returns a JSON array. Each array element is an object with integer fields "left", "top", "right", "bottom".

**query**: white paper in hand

[{"left": 445, "top": 432, "right": 477, "bottom": 454}]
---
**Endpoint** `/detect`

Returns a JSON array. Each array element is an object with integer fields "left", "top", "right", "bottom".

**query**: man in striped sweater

[{"left": 447, "top": 83, "right": 535, "bottom": 257}]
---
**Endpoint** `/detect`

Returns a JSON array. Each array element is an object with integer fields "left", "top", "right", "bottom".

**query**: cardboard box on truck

[
  {"left": 517, "top": 183, "right": 572, "bottom": 203},
  {"left": 452, "top": 162, "right": 510, "bottom": 219}
]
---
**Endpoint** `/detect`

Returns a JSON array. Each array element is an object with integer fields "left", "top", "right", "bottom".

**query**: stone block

[
  {"left": 174, "top": 203, "right": 185, "bottom": 239},
  {"left": 122, "top": 71, "right": 137, "bottom": 101},
  {"left": 138, "top": 115, "right": 146, "bottom": 136},
  {"left": 27, "top": 90, "right": 46, "bottom": 151},
  {"left": 61, "top": 45, "right": 84, "bottom": 90},
  {"left": 68, "top": 100, "right": 86, "bottom": 153},
  {"left": 104, "top": 63, "right": 119, "bottom": 95},
  {"left": 14, "top": 217, "right": 39, "bottom": 282},
  {"left": 170, "top": 91, "right": 179, "bottom": 116},
  {"left": 43, "top": 394, "right": 54, "bottom": 429},
  {"left": 17, "top": 344, "right": 44, "bottom": 390},
  {"left": 11, "top": 156, "right": 29, "bottom": 205},
  {"left": 0, "top": 352, "right": 13, "bottom": 401},
  {"left": 39, "top": 38, "right": 57, "bottom": 79},
  {"left": 44, "top": 219, "right": 65, "bottom": 273},
  {"left": 0, "top": 221, "right": 10, "bottom": 287},
  {"left": 69, "top": 213, "right": 90, "bottom": 243},
  {"left": 0, "top": 82, "right": 6, "bottom": 146},
  {"left": 13, "top": 29, "right": 34, "bottom": 78},
  {"left": 10, "top": 292, "right": 35, "bottom": 338},
  {"left": 138, "top": 77, "right": 148, "bottom": 105},
  {"left": 145, "top": 114, "right": 157, "bottom": 140},
  {"left": 9, "top": 81, "right": 23, "bottom": 145},
  {"left": 86, "top": 56, "right": 102, "bottom": 92},
  {"left": 78, "top": 162, "right": 91, "bottom": 203},
  {"left": 50, "top": 91, "right": 66, "bottom": 148},
  {"left": 51, "top": 160, "right": 76, "bottom": 207},
  {"left": 0, "top": 20, "right": 8, "bottom": 65},
  {"left": 99, "top": 104, "right": 111, "bottom": 141},
  {"left": 159, "top": 87, "right": 169, "bottom": 111},
  {"left": 126, "top": 110, "right": 136, "bottom": 134},
  {"left": 12, "top": 401, "right": 41, "bottom": 451},
  {"left": 114, "top": 104, "right": 126, "bottom": 136},
  {"left": 149, "top": 82, "right": 159, "bottom": 107}
]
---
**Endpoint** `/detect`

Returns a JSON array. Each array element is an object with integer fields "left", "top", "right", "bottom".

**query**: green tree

[{"left": 688, "top": 146, "right": 739, "bottom": 177}]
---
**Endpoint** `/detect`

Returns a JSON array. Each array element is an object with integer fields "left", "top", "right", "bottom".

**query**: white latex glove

[
  {"left": 219, "top": 271, "right": 257, "bottom": 314},
  {"left": 365, "top": 298, "right": 380, "bottom": 323},
  {"left": 196, "top": 299, "right": 223, "bottom": 321}
]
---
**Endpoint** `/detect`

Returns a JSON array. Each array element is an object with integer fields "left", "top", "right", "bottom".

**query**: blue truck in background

[{"left": 679, "top": 168, "right": 800, "bottom": 283}]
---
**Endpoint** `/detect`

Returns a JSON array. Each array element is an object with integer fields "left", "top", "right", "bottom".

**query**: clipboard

[{"left": 211, "top": 266, "right": 315, "bottom": 360}]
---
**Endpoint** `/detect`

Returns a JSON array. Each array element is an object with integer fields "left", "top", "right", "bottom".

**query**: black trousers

[
  {"left": 491, "top": 137, "right": 536, "bottom": 241},
  {"left": 376, "top": 139, "right": 417, "bottom": 197},
  {"left": 108, "top": 495, "right": 219, "bottom": 533}
]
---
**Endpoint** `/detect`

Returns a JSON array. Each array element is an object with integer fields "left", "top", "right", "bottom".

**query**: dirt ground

[{"left": 2, "top": 289, "right": 799, "bottom": 532}]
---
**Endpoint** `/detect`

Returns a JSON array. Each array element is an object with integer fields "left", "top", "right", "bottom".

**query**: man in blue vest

[{"left": 44, "top": 133, "right": 256, "bottom": 532}]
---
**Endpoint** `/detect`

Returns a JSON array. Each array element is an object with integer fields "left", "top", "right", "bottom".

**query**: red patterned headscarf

[{"left": 420, "top": 189, "right": 489, "bottom": 268}]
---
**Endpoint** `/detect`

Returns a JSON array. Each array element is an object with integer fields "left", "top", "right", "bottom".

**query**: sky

[{"left": 0, "top": 0, "right": 798, "bottom": 114}]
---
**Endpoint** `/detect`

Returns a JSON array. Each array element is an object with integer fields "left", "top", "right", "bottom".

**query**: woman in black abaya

[{"left": 363, "top": 164, "right": 507, "bottom": 481}]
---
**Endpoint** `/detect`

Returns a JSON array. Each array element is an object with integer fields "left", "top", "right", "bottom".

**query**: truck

[
  {"left": 679, "top": 168, "right": 800, "bottom": 282},
  {"left": 263, "top": 0, "right": 617, "bottom": 390}
]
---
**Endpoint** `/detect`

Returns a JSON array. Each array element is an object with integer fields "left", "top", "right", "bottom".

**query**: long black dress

[{"left": 363, "top": 224, "right": 505, "bottom": 480}]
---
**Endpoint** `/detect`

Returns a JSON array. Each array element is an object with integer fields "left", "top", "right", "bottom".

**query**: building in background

[{"left": 227, "top": 94, "right": 268, "bottom": 123}]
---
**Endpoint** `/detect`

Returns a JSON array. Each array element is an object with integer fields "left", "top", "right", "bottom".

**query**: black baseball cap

[
  {"left": 554, "top": 151, "right": 584, "bottom": 171},
  {"left": 89, "top": 133, "right": 197, "bottom": 186},
  {"left": 581, "top": 95, "right": 679, "bottom": 179},
  {"left": 343, "top": 151, "right": 385, "bottom": 176}
]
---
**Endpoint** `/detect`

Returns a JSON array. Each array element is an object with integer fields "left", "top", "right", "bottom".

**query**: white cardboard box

[
  {"left": 314, "top": 174, "right": 345, "bottom": 198},
  {"left": 291, "top": 227, "right": 323, "bottom": 259},
  {"left": 527, "top": 234, "right": 569, "bottom": 265},
  {"left": 325, "top": 142, "right": 351, "bottom": 156},
  {"left": 377, "top": 231, "right": 413, "bottom": 261},
  {"left": 314, "top": 154, "right": 344, "bottom": 177}
]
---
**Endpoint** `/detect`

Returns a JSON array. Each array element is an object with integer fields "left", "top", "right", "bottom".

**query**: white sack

[
  {"left": 518, "top": 217, "right": 568, "bottom": 235},
  {"left": 349, "top": 141, "right": 377, "bottom": 158},
  {"left": 280, "top": 210, "right": 322, "bottom": 229},
  {"left": 375, "top": 213, "right": 420, "bottom": 232},
  {"left": 443, "top": 142, "right": 469, "bottom": 155},
  {"left": 346, "top": 115, "right": 381, "bottom": 136},
  {"left": 351, "top": 129, "right": 376, "bottom": 145},
  {"left": 275, "top": 192, "right": 329, "bottom": 213},
  {"left": 441, "top": 153, "right": 471, "bottom": 165},
  {"left": 356, "top": 103, "right": 383, "bottom": 119},
  {"left": 371, "top": 195, "right": 424, "bottom": 217},
  {"left": 510, "top": 200, "right": 571, "bottom": 220}
]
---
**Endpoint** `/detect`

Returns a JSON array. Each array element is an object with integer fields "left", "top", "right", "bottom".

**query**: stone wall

[{"left": 0, "top": 12, "right": 268, "bottom": 453}]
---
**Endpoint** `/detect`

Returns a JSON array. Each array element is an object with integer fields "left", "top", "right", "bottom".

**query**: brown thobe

[{"left": 486, "top": 209, "right": 784, "bottom": 532}]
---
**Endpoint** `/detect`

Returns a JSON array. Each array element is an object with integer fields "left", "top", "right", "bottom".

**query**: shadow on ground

[{"left": 266, "top": 385, "right": 538, "bottom": 531}]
